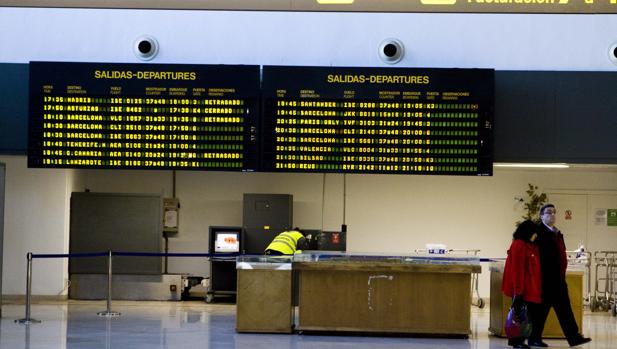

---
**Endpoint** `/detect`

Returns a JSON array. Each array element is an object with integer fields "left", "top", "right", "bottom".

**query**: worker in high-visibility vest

[{"left": 264, "top": 228, "right": 310, "bottom": 255}]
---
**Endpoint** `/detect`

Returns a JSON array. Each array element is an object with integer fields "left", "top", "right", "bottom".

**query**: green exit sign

[{"left": 608, "top": 209, "right": 617, "bottom": 227}]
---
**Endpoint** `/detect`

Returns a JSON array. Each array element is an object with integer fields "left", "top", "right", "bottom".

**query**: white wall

[
  {"left": 1, "top": 9, "right": 617, "bottom": 70},
  {"left": 0, "top": 156, "right": 70, "bottom": 296},
  {"left": 2, "top": 153, "right": 617, "bottom": 297},
  {"left": 2, "top": 8, "right": 617, "bottom": 296},
  {"left": 71, "top": 170, "right": 345, "bottom": 276},
  {"left": 74, "top": 166, "right": 617, "bottom": 261}
]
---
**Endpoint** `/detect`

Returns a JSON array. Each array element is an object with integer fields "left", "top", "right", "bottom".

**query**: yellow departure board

[
  {"left": 261, "top": 66, "right": 494, "bottom": 175},
  {"left": 28, "top": 62, "right": 260, "bottom": 171}
]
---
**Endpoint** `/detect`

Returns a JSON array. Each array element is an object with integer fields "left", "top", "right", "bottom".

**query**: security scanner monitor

[
  {"left": 207, "top": 226, "right": 242, "bottom": 303},
  {"left": 214, "top": 231, "right": 240, "bottom": 253}
]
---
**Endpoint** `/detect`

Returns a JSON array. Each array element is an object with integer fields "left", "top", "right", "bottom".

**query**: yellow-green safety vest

[{"left": 265, "top": 231, "right": 303, "bottom": 255}]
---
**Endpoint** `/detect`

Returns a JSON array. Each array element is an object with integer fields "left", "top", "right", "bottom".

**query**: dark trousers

[
  {"left": 528, "top": 285, "right": 581, "bottom": 343},
  {"left": 508, "top": 337, "right": 526, "bottom": 347}
]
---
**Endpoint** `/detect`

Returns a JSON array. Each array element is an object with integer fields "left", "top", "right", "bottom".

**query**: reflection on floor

[{"left": 0, "top": 301, "right": 615, "bottom": 349}]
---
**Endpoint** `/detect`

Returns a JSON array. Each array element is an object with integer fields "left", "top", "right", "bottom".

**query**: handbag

[{"left": 505, "top": 303, "right": 532, "bottom": 338}]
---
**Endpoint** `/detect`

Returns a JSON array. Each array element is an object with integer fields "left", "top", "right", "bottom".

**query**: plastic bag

[{"left": 505, "top": 304, "right": 532, "bottom": 339}]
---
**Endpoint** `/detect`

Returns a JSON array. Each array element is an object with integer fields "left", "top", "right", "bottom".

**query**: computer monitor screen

[
  {"left": 317, "top": 231, "right": 346, "bottom": 251},
  {"left": 214, "top": 232, "right": 240, "bottom": 253}
]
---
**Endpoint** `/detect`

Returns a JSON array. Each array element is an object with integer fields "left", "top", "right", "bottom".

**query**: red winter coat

[{"left": 502, "top": 239, "right": 542, "bottom": 304}]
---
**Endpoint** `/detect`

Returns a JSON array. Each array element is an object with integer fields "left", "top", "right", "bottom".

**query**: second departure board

[
  {"left": 262, "top": 66, "right": 494, "bottom": 176},
  {"left": 28, "top": 62, "right": 260, "bottom": 171}
]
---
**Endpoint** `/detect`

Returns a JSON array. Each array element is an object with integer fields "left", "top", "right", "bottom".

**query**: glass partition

[
  {"left": 291, "top": 251, "right": 480, "bottom": 266},
  {"left": 236, "top": 255, "right": 293, "bottom": 270}
]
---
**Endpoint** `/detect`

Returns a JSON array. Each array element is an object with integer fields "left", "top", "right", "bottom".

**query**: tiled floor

[{"left": 0, "top": 301, "right": 615, "bottom": 349}]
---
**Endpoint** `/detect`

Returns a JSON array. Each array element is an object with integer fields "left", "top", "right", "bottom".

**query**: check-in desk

[
  {"left": 293, "top": 253, "right": 481, "bottom": 336},
  {"left": 236, "top": 256, "right": 294, "bottom": 333},
  {"left": 489, "top": 262, "right": 584, "bottom": 338}
]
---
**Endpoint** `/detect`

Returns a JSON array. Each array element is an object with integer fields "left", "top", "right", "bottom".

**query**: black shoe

[
  {"left": 513, "top": 344, "right": 530, "bottom": 349},
  {"left": 528, "top": 340, "right": 549, "bottom": 347},
  {"left": 568, "top": 337, "right": 591, "bottom": 347}
]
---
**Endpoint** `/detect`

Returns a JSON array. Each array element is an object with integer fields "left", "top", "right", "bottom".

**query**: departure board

[
  {"left": 28, "top": 62, "right": 260, "bottom": 171},
  {"left": 262, "top": 66, "right": 494, "bottom": 176}
]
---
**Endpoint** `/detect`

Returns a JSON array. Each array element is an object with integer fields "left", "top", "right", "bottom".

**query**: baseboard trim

[{"left": 2, "top": 294, "right": 69, "bottom": 303}]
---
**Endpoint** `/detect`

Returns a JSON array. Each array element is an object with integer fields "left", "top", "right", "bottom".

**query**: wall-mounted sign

[
  {"left": 29, "top": 62, "right": 495, "bottom": 176},
  {"left": 595, "top": 209, "right": 607, "bottom": 226},
  {"left": 1, "top": 0, "right": 616, "bottom": 14},
  {"left": 261, "top": 66, "right": 494, "bottom": 176},
  {"left": 28, "top": 62, "right": 260, "bottom": 171},
  {"left": 608, "top": 209, "right": 617, "bottom": 227}
]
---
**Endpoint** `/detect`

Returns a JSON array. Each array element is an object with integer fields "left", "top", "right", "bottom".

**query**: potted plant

[{"left": 517, "top": 183, "right": 548, "bottom": 226}]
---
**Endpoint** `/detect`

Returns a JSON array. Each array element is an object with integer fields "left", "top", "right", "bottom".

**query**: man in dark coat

[{"left": 528, "top": 203, "right": 591, "bottom": 347}]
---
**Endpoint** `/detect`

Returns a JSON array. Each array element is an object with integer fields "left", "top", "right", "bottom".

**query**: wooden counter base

[
  {"left": 295, "top": 261, "right": 479, "bottom": 335},
  {"left": 236, "top": 268, "right": 293, "bottom": 333}
]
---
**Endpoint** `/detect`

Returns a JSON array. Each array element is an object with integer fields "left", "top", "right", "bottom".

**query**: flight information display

[
  {"left": 28, "top": 62, "right": 260, "bottom": 171},
  {"left": 261, "top": 66, "right": 494, "bottom": 176}
]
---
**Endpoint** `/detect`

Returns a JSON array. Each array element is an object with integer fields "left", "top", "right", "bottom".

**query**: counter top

[{"left": 293, "top": 260, "right": 481, "bottom": 273}]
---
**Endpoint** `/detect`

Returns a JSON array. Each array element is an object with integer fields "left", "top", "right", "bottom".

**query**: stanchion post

[
  {"left": 16, "top": 252, "right": 41, "bottom": 324},
  {"left": 97, "top": 250, "right": 120, "bottom": 317}
]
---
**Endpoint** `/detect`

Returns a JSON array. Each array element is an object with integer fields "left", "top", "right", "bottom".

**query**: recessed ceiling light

[
  {"left": 493, "top": 163, "right": 570, "bottom": 169},
  {"left": 316, "top": 0, "right": 355, "bottom": 4}
]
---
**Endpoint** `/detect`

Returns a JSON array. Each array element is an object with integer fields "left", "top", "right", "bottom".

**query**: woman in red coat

[{"left": 502, "top": 219, "right": 542, "bottom": 349}]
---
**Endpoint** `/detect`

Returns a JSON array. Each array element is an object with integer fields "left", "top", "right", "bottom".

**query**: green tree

[{"left": 517, "top": 183, "right": 548, "bottom": 225}]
